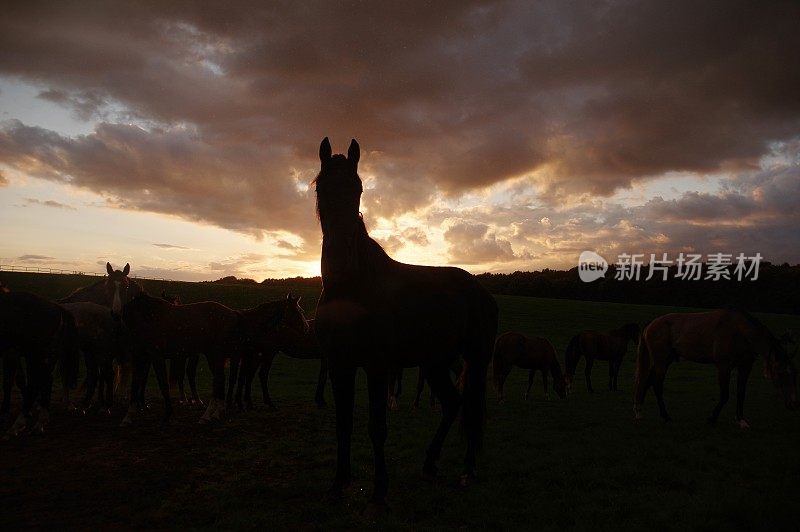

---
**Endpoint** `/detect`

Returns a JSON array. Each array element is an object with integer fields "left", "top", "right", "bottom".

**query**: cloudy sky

[{"left": 1, "top": 1, "right": 798, "bottom": 281}]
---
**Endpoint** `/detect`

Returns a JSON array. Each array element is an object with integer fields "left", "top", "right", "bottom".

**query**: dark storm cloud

[{"left": 0, "top": 0, "right": 798, "bottom": 257}]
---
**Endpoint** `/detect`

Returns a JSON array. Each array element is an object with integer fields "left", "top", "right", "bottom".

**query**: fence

[{"left": 0, "top": 264, "right": 174, "bottom": 282}]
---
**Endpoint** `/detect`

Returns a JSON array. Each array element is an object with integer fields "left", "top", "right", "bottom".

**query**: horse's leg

[
  {"left": 101, "top": 359, "right": 114, "bottom": 414},
  {"left": 329, "top": 365, "right": 356, "bottom": 498},
  {"left": 542, "top": 369, "right": 549, "bottom": 400},
  {"left": 170, "top": 356, "right": 186, "bottom": 404},
  {"left": 366, "top": 369, "right": 389, "bottom": 505},
  {"left": 314, "top": 357, "right": 328, "bottom": 408},
  {"left": 1, "top": 354, "right": 16, "bottom": 416},
  {"left": 585, "top": 357, "right": 595, "bottom": 393},
  {"left": 422, "top": 364, "right": 462, "bottom": 479},
  {"left": 235, "top": 352, "right": 250, "bottom": 411},
  {"left": 226, "top": 353, "right": 240, "bottom": 409},
  {"left": 8, "top": 357, "right": 39, "bottom": 436},
  {"left": 121, "top": 357, "right": 146, "bottom": 426},
  {"left": 82, "top": 350, "right": 99, "bottom": 413},
  {"left": 707, "top": 365, "right": 731, "bottom": 425},
  {"left": 608, "top": 361, "right": 614, "bottom": 391},
  {"left": 32, "top": 368, "right": 53, "bottom": 434},
  {"left": 652, "top": 364, "right": 671, "bottom": 422},
  {"left": 413, "top": 367, "right": 425, "bottom": 409},
  {"left": 243, "top": 354, "right": 258, "bottom": 410},
  {"left": 259, "top": 352, "right": 276, "bottom": 409},
  {"left": 151, "top": 357, "right": 172, "bottom": 423},
  {"left": 735, "top": 360, "right": 754, "bottom": 429},
  {"left": 387, "top": 367, "right": 399, "bottom": 411},
  {"left": 524, "top": 369, "right": 535, "bottom": 401},
  {"left": 187, "top": 355, "right": 201, "bottom": 406}
]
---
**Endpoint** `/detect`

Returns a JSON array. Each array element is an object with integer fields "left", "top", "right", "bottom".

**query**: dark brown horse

[
  {"left": 226, "top": 295, "right": 311, "bottom": 409},
  {"left": 0, "top": 290, "right": 79, "bottom": 436},
  {"left": 564, "top": 323, "right": 640, "bottom": 393},
  {"left": 158, "top": 291, "right": 203, "bottom": 406},
  {"left": 59, "top": 262, "right": 143, "bottom": 402},
  {"left": 313, "top": 138, "right": 498, "bottom": 504},
  {"left": 120, "top": 293, "right": 307, "bottom": 425},
  {"left": 634, "top": 309, "right": 797, "bottom": 427},
  {"left": 234, "top": 318, "right": 326, "bottom": 410},
  {"left": 493, "top": 332, "right": 567, "bottom": 402}
]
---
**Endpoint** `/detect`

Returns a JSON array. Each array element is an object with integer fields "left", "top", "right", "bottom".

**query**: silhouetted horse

[
  {"left": 493, "top": 332, "right": 567, "bottom": 402},
  {"left": 234, "top": 318, "right": 326, "bottom": 410},
  {"left": 313, "top": 138, "right": 498, "bottom": 504},
  {"left": 634, "top": 309, "right": 798, "bottom": 427},
  {"left": 59, "top": 262, "right": 143, "bottom": 401},
  {"left": 0, "top": 291, "right": 79, "bottom": 435},
  {"left": 565, "top": 323, "right": 640, "bottom": 393},
  {"left": 120, "top": 293, "right": 307, "bottom": 424},
  {"left": 61, "top": 302, "right": 123, "bottom": 414},
  {"left": 158, "top": 291, "right": 203, "bottom": 406}
]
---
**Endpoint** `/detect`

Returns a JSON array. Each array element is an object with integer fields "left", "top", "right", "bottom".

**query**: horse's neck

[
  {"left": 321, "top": 231, "right": 392, "bottom": 289},
  {"left": 61, "top": 280, "right": 105, "bottom": 304}
]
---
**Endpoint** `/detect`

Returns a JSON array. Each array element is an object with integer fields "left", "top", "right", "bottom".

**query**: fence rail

[{"left": 0, "top": 264, "right": 174, "bottom": 282}]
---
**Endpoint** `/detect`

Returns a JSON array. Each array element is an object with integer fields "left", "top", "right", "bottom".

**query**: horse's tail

[
  {"left": 59, "top": 308, "right": 80, "bottom": 390},
  {"left": 634, "top": 324, "right": 652, "bottom": 404}
]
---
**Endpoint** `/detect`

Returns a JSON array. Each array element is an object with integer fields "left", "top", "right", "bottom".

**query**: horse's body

[
  {"left": 0, "top": 290, "right": 79, "bottom": 435},
  {"left": 158, "top": 291, "right": 203, "bottom": 406},
  {"left": 59, "top": 263, "right": 143, "bottom": 403},
  {"left": 61, "top": 302, "right": 122, "bottom": 413},
  {"left": 565, "top": 323, "right": 639, "bottom": 393},
  {"left": 314, "top": 138, "right": 498, "bottom": 504},
  {"left": 120, "top": 293, "right": 242, "bottom": 424},
  {"left": 493, "top": 332, "right": 566, "bottom": 402},
  {"left": 234, "top": 318, "right": 326, "bottom": 410},
  {"left": 634, "top": 309, "right": 797, "bottom": 426}
]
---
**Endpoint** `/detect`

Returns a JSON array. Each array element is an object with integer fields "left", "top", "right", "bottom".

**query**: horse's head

[
  {"left": 161, "top": 290, "right": 181, "bottom": 305},
  {"left": 622, "top": 323, "right": 641, "bottom": 345},
  {"left": 104, "top": 262, "right": 132, "bottom": 317},
  {"left": 766, "top": 338, "right": 798, "bottom": 409},
  {"left": 314, "top": 137, "right": 362, "bottom": 235},
  {"left": 282, "top": 293, "right": 309, "bottom": 337}
]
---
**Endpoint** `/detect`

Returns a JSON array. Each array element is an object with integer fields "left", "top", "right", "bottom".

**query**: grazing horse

[
  {"left": 633, "top": 308, "right": 798, "bottom": 427},
  {"left": 313, "top": 138, "right": 498, "bottom": 504},
  {"left": 234, "top": 318, "right": 327, "bottom": 410},
  {"left": 493, "top": 332, "right": 567, "bottom": 402},
  {"left": 565, "top": 323, "right": 640, "bottom": 393},
  {"left": 0, "top": 291, "right": 79, "bottom": 435}
]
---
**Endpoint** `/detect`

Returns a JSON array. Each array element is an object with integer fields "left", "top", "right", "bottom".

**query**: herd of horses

[{"left": 1, "top": 138, "right": 798, "bottom": 509}]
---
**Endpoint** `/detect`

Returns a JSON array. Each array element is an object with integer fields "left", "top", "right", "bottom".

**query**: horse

[
  {"left": 233, "top": 318, "right": 327, "bottom": 410},
  {"left": 157, "top": 291, "right": 203, "bottom": 406},
  {"left": 492, "top": 332, "right": 567, "bottom": 402},
  {"left": 313, "top": 138, "right": 498, "bottom": 504},
  {"left": 59, "top": 262, "right": 143, "bottom": 401},
  {"left": 61, "top": 302, "right": 124, "bottom": 414},
  {"left": 0, "top": 282, "right": 26, "bottom": 417},
  {"left": 0, "top": 290, "right": 80, "bottom": 436},
  {"left": 120, "top": 293, "right": 307, "bottom": 425},
  {"left": 564, "top": 323, "right": 640, "bottom": 393},
  {"left": 633, "top": 308, "right": 798, "bottom": 427}
]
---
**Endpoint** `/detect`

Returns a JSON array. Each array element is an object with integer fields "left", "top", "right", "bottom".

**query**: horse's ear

[
  {"left": 347, "top": 139, "right": 360, "bottom": 168},
  {"left": 319, "top": 137, "right": 331, "bottom": 164},
  {"left": 106, "top": 262, "right": 113, "bottom": 275},
  {"left": 123, "top": 263, "right": 130, "bottom": 276}
]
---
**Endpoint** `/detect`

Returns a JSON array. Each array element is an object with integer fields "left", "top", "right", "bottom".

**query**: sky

[{"left": 0, "top": 1, "right": 798, "bottom": 281}]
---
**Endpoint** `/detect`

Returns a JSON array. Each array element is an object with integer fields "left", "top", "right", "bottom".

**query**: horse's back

[{"left": 644, "top": 309, "right": 747, "bottom": 363}]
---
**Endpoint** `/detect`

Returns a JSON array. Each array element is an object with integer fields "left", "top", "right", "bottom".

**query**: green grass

[{"left": 1, "top": 272, "right": 799, "bottom": 529}]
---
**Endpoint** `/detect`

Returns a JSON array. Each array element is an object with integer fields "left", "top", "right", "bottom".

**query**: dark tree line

[{"left": 212, "top": 262, "right": 800, "bottom": 314}]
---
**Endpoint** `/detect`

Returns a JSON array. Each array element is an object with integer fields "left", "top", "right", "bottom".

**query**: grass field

[{"left": 1, "top": 271, "right": 799, "bottom": 529}]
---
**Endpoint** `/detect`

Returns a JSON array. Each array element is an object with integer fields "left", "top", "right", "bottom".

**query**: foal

[
  {"left": 493, "top": 332, "right": 567, "bottom": 402},
  {"left": 565, "top": 323, "right": 640, "bottom": 393}
]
